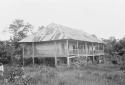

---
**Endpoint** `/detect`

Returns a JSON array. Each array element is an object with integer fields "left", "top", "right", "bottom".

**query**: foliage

[
  {"left": 103, "top": 36, "right": 125, "bottom": 65},
  {"left": 0, "top": 41, "right": 12, "bottom": 64},
  {"left": 8, "top": 19, "right": 33, "bottom": 64},
  {"left": 103, "top": 37, "right": 117, "bottom": 55},
  {"left": 9, "top": 19, "right": 33, "bottom": 42},
  {"left": 0, "top": 19, "right": 34, "bottom": 65}
]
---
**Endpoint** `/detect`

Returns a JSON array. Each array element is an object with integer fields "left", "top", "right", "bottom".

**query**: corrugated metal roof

[{"left": 19, "top": 23, "right": 103, "bottom": 43}]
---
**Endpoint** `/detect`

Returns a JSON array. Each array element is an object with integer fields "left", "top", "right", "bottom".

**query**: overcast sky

[{"left": 0, "top": 0, "right": 125, "bottom": 40}]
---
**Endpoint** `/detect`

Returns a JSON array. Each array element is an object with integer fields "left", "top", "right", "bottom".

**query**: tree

[
  {"left": 103, "top": 36, "right": 125, "bottom": 65},
  {"left": 0, "top": 41, "right": 12, "bottom": 64},
  {"left": 8, "top": 19, "right": 33, "bottom": 64},
  {"left": 9, "top": 19, "right": 33, "bottom": 42},
  {"left": 103, "top": 37, "right": 117, "bottom": 55}
]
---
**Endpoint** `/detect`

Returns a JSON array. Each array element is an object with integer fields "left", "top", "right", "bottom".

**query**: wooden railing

[{"left": 69, "top": 49, "right": 104, "bottom": 56}]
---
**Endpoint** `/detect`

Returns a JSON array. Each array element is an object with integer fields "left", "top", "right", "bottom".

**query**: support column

[
  {"left": 83, "top": 42, "right": 86, "bottom": 61},
  {"left": 32, "top": 42, "right": 35, "bottom": 65},
  {"left": 92, "top": 43, "right": 95, "bottom": 63},
  {"left": 85, "top": 42, "right": 88, "bottom": 64},
  {"left": 102, "top": 44, "right": 105, "bottom": 63},
  {"left": 98, "top": 44, "right": 101, "bottom": 64},
  {"left": 23, "top": 45, "right": 25, "bottom": 66},
  {"left": 85, "top": 42, "right": 87, "bottom": 55},
  {"left": 98, "top": 44, "right": 100, "bottom": 61},
  {"left": 98, "top": 44, "right": 100, "bottom": 55},
  {"left": 83, "top": 42, "right": 85, "bottom": 55},
  {"left": 55, "top": 41, "right": 57, "bottom": 66},
  {"left": 77, "top": 41, "right": 79, "bottom": 57},
  {"left": 67, "top": 57, "right": 70, "bottom": 66},
  {"left": 66, "top": 40, "right": 70, "bottom": 66},
  {"left": 103, "top": 44, "right": 105, "bottom": 55}
]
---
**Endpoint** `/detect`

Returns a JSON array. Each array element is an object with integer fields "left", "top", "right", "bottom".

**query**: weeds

[
  {"left": 1, "top": 64, "right": 125, "bottom": 85},
  {"left": 58, "top": 79, "right": 67, "bottom": 85}
]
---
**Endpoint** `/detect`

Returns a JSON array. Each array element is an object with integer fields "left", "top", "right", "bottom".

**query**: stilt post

[
  {"left": 55, "top": 41, "right": 57, "bottom": 66},
  {"left": 32, "top": 42, "right": 35, "bottom": 65},
  {"left": 66, "top": 40, "right": 70, "bottom": 66},
  {"left": 23, "top": 45, "right": 25, "bottom": 66},
  {"left": 77, "top": 41, "right": 79, "bottom": 57},
  {"left": 98, "top": 44, "right": 100, "bottom": 55},
  {"left": 85, "top": 42, "right": 88, "bottom": 64},
  {"left": 83, "top": 42, "right": 85, "bottom": 55},
  {"left": 102, "top": 44, "right": 105, "bottom": 62},
  {"left": 103, "top": 44, "right": 105, "bottom": 55},
  {"left": 92, "top": 43, "right": 95, "bottom": 63}
]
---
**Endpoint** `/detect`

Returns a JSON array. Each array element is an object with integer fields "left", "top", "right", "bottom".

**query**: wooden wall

[
  {"left": 24, "top": 43, "right": 32, "bottom": 58},
  {"left": 22, "top": 40, "right": 104, "bottom": 58},
  {"left": 23, "top": 40, "right": 67, "bottom": 58}
]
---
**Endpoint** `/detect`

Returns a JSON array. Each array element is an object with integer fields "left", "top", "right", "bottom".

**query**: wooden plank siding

[
  {"left": 23, "top": 40, "right": 104, "bottom": 58},
  {"left": 23, "top": 40, "right": 67, "bottom": 58}
]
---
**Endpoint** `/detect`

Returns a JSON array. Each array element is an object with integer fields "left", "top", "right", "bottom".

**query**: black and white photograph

[{"left": 0, "top": 0, "right": 125, "bottom": 85}]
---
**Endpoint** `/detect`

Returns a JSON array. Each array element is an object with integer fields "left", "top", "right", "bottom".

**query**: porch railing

[{"left": 69, "top": 49, "right": 104, "bottom": 56}]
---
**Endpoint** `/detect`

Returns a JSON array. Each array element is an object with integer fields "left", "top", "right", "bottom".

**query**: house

[{"left": 19, "top": 23, "right": 105, "bottom": 66}]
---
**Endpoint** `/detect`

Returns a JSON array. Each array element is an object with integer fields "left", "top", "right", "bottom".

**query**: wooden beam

[
  {"left": 66, "top": 40, "right": 70, "bottom": 66},
  {"left": 103, "top": 44, "right": 105, "bottom": 55},
  {"left": 85, "top": 42, "right": 88, "bottom": 55},
  {"left": 23, "top": 45, "right": 25, "bottom": 66},
  {"left": 32, "top": 42, "right": 35, "bottom": 65},
  {"left": 96, "top": 44, "right": 98, "bottom": 55},
  {"left": 77, "top": 41, "right": 79, "bottom": 57},
  {"left": 85, "top": 42, "right": 86, "bottom": 55},
  {"left": 92, "top": 43, "right": 95, "bottom": 63},
  {"left": 85, "top": 42, "right": 88, "bottom": 64},
  {"left": 68, "top": 56, "right": 76, "bottom": 58},
  {"left": 66, "top": 40, "right": 69, "bottom": 56},
  {"left": 83, "top": 42, "right": 87, "bottom": 64},
  {"left": 83, "top": 42, "right": 85, "bottom": 55},
  {"left": 67, "top": 57, "right": 70, "bottom": 66},
  {"left": 55, "top": 41, "right": 57, "bottom": 66},
  {"left": 102, "top": 44, "right": 105, "bottom": 62}
]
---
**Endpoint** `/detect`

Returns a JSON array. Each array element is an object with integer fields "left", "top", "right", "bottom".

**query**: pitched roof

[{"left": 19, "top": 23, "right": 103, "bottom": 43}]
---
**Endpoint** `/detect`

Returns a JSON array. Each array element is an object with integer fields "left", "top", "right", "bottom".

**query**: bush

[
  {"left": 58, "top": 79, "right": 67, "bottom": 85},
  {"left": 112, "top": 60, "right": 117, "bottom": 64},
  {"left": 103, "top": 73, "right": 125, "bottom": 85}
]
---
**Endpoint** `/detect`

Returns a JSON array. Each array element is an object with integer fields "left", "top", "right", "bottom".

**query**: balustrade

[{"left": 68, "top": 49, "right": 104, "bottom": 56}]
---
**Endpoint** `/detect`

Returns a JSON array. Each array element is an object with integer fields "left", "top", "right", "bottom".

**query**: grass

[{"left": 0, "top": 63, "right": 125, "bottom": 85}]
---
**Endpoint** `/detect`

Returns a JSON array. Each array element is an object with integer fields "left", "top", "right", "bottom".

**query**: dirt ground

[{"left": 1, "top": 63, "right": 125, "bottom": 85}]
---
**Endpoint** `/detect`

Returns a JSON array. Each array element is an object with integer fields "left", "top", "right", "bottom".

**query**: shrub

[
  {"left": 58, "top": 79, "right": 67, "bottom": 85},
  {"left": 104, "top": 73, "right": 125, "bottom": 85}
]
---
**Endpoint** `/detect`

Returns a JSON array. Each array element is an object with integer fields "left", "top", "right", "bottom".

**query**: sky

[{"left": 0, "top": 0, "right": 125, "bottom": 40}]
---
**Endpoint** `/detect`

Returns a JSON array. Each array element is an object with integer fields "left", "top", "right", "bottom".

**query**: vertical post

[
  {"left": 77, "top": 41, "right": 79, "bottom": 57},
  {"left": 85, "top": 42, "right": 88, "bottom": 64},
  {"left": 102, "top": 44, "right": 105, "bottom": 62},
  {"left": 92, "top": 43, "right": 95, "bottom": 63},
  {"left": 98, "top": 44, "right": 100, "bottom": 55},
  {"left": 85, "top": 42, "right": 87, "bottom": 55},
  {"left": 87, "top": 43, "right": 89, "bottom": 55},
  {"left": 103, "top": 44, "right": 105, "bottom": 55},
  {"left": 55, "top": 41, "right": 57, "bottom": 66},
  {"left": 98, "top": 44, "right": 101, "bottom": 64},
  {"left": 32, "top": 42, "right": 35, "bottom": 65},
  {"left": 83, "top": 42, "right": 85, "bottom": 55},
  {"left": 66, "top": 40, "right": 70, "bottom": 66},
  {"left": 23, "top": 45, "right": 25, "bottom": 66}
]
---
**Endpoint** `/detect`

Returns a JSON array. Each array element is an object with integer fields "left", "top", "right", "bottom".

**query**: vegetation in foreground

[{"left": 0, "top": 64, "right": 124, "bottom": 85}]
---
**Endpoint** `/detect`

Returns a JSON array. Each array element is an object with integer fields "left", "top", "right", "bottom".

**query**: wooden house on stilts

[{"left": 19, "top": 23, "right": 105, "bottom": 66}]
